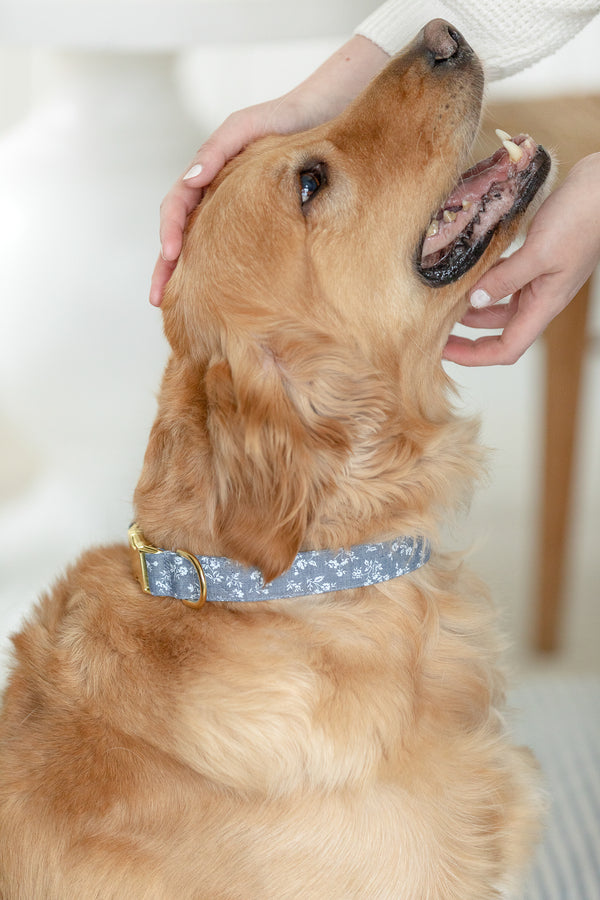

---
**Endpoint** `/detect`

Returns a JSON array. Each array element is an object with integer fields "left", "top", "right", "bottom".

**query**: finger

[
  {"left": 159, "top": 185, "right": 203, "bottom": 262},
  {"left": 181, "top": 109, "right": 261, "bottom": 188},
  {"left": 443, "top": 332, "right": 529, "bottom": 367},
  {"left": 444, "top": 291, "right": 544, "bottom": 366},
  {"left": 149, "top": 253, "right": 178, "bottom": 307},
  {"left": 459, "top": 294, "right": 520, "bottom": 329},
  {"left": 469, "top": 243, "right": 545, "bottom": 308},
  {"left": 443, "top": 333, "right": 498, "bottom": 366}
]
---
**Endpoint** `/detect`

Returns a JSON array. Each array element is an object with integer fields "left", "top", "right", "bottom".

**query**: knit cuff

[{"left": 355, "top": 0, "right": 600, "bottom": 82}]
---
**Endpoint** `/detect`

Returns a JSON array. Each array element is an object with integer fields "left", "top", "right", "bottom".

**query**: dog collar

[{"left": 129, "top": 523, "right": 430, "bottom": 610}]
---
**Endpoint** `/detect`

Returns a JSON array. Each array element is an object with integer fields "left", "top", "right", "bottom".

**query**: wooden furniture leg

[
  {"left": 536, "top": 281, "right": 591, "bottom": 652},
  {"left": 479, "top": 95, "right": 599, "bottom": 653}
]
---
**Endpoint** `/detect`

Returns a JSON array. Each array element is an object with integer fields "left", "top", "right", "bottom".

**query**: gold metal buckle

[
  {"left": 129, "top": 523, "right": 159, "bottom": 594},
  {"left": 128, "top": 523, "right": 207, "bottom": 609}
]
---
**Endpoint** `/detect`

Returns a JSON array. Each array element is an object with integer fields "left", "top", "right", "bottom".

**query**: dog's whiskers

[{"left": 406, "top": 331, "right": 431, "bottom": 360}]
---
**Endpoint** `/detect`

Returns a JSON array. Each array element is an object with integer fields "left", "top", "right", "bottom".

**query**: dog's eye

[{"left": 299, "top": 168, "right": 324, "bottom": 205}]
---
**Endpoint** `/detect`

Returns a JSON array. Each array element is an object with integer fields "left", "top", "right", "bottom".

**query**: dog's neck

[
  {"left": 133, "top": 345, "right": 481, "bottom": 583},
  {"left": 134, "top": 355, "right": 218, "bottom": 554}
]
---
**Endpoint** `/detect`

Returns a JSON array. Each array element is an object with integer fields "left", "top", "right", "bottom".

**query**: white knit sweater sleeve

[{"left": 355, "top": 0, "right": 600, "bottom": 80}]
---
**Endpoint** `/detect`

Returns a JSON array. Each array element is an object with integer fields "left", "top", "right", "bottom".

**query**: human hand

[
  {"left": 149, "top": 35, "right": 389, "bottom": 306},
  {"left": 149, "top": 96, "right": 318, "bottom": 307},
  {"left": 443, "top": 152, "right": 600, "bottom": 366}
]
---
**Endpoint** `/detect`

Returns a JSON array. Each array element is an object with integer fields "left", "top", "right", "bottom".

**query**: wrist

[{"left": 294, "top": 35, "right": 390, "bottom": 121}]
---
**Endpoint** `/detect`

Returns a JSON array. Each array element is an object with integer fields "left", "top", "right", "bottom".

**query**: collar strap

[{"left": 129, "top": 523, "right": 431, "bottom": 610}]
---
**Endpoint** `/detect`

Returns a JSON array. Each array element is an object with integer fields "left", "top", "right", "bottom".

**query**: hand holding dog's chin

[{"left": 443, "top": 152, "right": 600, "bottom": 367}]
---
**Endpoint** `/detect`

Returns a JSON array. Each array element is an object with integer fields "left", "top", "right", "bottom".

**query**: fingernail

[
  {"left": 470, "top": 289, "right": 492, "bottom": 308},
  {"left": 183, "top": 163, "right": 203, "bottom": 181}
]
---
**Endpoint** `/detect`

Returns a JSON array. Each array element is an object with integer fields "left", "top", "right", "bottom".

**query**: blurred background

[{"left": 0, "top": 1, "right": 598, "bottom": 679}]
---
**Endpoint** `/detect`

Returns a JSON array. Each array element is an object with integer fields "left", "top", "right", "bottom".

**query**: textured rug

[{"left": 513, "top": 675, "right": 600, "bottom": 900}]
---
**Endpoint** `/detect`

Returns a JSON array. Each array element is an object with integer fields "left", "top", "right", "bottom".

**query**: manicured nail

[
  {"left": 470, "top": 289, "right": 492, "bottom": 308},
  {"left": 183, "top": 163, "right": 203, "bottom": 181}
]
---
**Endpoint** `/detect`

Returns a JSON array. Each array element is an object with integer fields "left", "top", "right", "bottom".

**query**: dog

[{"left": 0, "top": 20, "right": 551, "bottom": 899}]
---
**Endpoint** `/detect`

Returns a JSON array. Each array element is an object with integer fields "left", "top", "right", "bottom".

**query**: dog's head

[{"left": 145, "top": 21, "right": 551, "bottom": 579}]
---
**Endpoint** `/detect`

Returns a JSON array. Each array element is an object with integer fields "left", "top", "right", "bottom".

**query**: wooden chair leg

[{"left": 536, "top": 281, "right": 590, "bottom": 653}]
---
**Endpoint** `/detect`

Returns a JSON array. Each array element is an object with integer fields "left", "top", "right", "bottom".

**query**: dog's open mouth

[{"left": 417, "top": 131, "right": 551, "bottom": 286}]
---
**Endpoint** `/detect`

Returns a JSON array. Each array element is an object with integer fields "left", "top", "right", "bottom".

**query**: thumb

[{"left": 469, "top": 244, "right": 541, "bottom": 308}]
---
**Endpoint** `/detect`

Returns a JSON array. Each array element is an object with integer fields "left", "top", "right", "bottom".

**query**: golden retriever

[{"left": 0, "top": 20, "right": 551, "bottom": 899}]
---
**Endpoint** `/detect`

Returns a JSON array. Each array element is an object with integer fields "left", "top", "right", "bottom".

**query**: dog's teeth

[
  {"left": 502, "top": 139, "right": 524, "bottom": 163},
  {"left": 523, "top": 137, "right": 536, "bottom": 152},
  {"left": 495, "top": 128, "right": 512, "bottom": 143},
  {"left": 461, "top": 199, "right": 472, "bottom": 210},
  {"left": 426, "top": 220, "right": 439, "bottom": 237},
  {"left": 443, "top": 210, "right": 457, "bottom": 223}
]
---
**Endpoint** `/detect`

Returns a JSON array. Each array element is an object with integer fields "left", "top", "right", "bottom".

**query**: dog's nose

[{"left": 423, "top": 19, "right": 464, "bottom": 63}]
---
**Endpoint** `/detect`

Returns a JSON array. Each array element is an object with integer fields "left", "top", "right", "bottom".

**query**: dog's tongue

[{"left": 421, "top": 132, "right": 540, "bottom": 259}]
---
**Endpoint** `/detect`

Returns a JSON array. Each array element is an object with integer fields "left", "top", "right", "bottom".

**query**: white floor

[{"left": 1, "top": 22, "right": 599, "bottom": 682}]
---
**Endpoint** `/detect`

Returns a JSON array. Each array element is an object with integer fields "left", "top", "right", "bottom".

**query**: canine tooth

[
  {"left": 502, "top": 139, "right": 523, "bottom": 163},
  {"left": 426, "top": 220, "right": 439, "bottom": 237},
  {"left": 495, "top": 128, "right": 512, "bottom": 143},
  {"left": 443, "top": 210, "right": 457, "bottom": 223},
  {"left": 462, "top": 199, "right": 472, "bottom": 210}
]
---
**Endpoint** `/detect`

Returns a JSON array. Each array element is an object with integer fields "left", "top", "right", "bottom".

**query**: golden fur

[{"left": 0, "top": 26, "right": 549, "bottom": 899}]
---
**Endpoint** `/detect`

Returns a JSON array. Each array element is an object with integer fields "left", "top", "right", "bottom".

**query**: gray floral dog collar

[{"left": 129, "top": 523, "right": 431, "bottom": 610}]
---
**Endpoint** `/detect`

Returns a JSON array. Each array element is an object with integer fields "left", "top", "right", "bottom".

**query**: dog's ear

[{"left": 204, "top": 330, "right": 386, "bottom": 583}]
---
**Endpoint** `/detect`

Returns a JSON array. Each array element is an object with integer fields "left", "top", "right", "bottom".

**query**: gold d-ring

[{"left": 176, "top": 549, "right": 207, "bottom": 608}]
